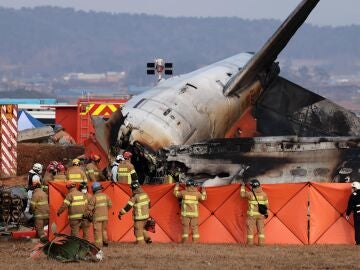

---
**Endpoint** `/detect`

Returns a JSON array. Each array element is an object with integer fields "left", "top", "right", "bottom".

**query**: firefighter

[
  {"left": 346, "top": 181, "right": 360, "bottom": 245},
  {"left": 173, "top": 179, "right": 207, "bottom": 243},
  {"left": 30, "top": 175, "right": 49, "bottom": 242},
  {"left": 51, "top": 124, "right": 76, "bottom": 145},
  {"left": 110, "top": 154, "right": 124, "bottom": 182},
  {"left": 240, "top": 179, "right": 269, "bottom": 246},
  {"left": 85, "top": 182, "right": 112, "bottom": 247},
  {"left": 164, "top": 162, "right": 180, "bottom": 184},
  {"left": 43, "top": 161, "right": 58, "bottom": 183},
  {"left": 118, "top": 181, "right": 152, "bottom": 244},
  {"left": 53, "top": 163, "right": 67, "bottom": 182},
  {"left": 79, "top": 181, "right": 92, "bottom": 238},
  {"left": 84, "top": 154, "right": 102, "bottom": 181},
  {"left": 25, "top": 163, "right": 43, "bottom": 213},
  {"left": 66, "top": 158, "right": 88, "bottom": 183},
  {"left": 43, "top": 161, "right": 58, "bottom": 193},
  {"left": 57, "top": 182, "right": 89, "bottom": 240},
  {"left": 116, "top": 151, "right": 138, "bottom": 184}
]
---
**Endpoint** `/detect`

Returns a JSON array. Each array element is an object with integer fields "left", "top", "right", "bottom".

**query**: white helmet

[
  {"left": 116, "top": 154, "right": 124, "bottom": 162},
  {"left": 33, "top": 163, "right": 43, "bottom": 173},
  {"left": 351, "top": 181, "right": 360, "bottom": 190}
]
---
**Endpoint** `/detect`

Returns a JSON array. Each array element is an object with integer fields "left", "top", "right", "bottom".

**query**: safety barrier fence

[
  {"left": 0, "top": 104, "right": 18, "bottom": 177},
  {"left": 49, "top": 182, "right": 355, "bottom": 244}
]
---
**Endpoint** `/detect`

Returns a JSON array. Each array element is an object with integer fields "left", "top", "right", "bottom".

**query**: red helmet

[
  {"left": 66, "top": 182, "right": 76, "bottom": 189},
  {"left": 123, "top": 151, "right": 133, "bottom": 159},
  {"left": 57, "top": 163, "right": 66, "bottom": 173},
  {"left": 49, "top": 160, "right": 59, "bottom": 167},
  {"left": 90, "top": 154, "right": 101, "bottom": 162},
  {"left": 46, "top": 164, "right": 56, "bottom": 173}
]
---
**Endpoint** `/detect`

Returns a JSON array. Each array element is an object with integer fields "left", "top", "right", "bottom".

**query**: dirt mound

[
  {"left": 0, "top": 175, "right": 27, "bottom": 186},
  {"left": 17, "top": 143, "right": 84, "bottom": 175}
]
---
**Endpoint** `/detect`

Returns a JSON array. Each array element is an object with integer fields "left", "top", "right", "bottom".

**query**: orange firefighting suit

[
  {"left": 174, "top": 184, "right": 207, "bottom": 243},
  {"left": 240, "top": 184, "right": 269, "bottom": 245},
  {"left": 30, "top": 187, "right": 49, "bottom": 240},
  {"left": 119, "top": 187, "right": 151, "bottom": 244},
  {"left": 86, "top": 190, "right": 112, "bottom": 247}
]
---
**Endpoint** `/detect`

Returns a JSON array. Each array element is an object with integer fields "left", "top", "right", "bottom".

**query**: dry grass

[{"left": 0, "top": 240, "right": 359, "bottom": 270}]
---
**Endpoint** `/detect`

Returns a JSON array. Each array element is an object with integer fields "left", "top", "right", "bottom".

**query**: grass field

[{"left": 0, "top": 240, "right": 359, "bottom": 270}]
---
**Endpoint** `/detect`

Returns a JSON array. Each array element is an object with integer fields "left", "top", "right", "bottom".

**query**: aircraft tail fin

[{"left": 224, "top": 0, "right": 320, "bottom": 96}]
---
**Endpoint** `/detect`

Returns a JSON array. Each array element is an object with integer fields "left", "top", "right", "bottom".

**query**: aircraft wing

[{"left": 223, "top": 0, "right": 320, "bottom": 96}]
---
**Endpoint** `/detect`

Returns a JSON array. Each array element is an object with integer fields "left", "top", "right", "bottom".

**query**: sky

[{"left": 0, "top": 0, "right": 359, "bottom": 27}]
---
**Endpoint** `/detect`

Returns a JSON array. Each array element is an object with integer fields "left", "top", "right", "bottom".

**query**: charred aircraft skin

[
  {"left": 165, "top": 137, "right": 360, "bottom": 185},
  {"left": 93, "top": 0, "right": 360, "bottom": 185}
]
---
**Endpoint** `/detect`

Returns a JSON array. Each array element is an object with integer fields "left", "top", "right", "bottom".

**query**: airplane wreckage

[{"left": 93, "top": 0, "right": 360, "bottom": 186}]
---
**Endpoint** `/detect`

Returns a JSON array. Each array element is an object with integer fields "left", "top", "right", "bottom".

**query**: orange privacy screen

[{"left": 48, "top": 182, "right": 355, "bottom": 244}]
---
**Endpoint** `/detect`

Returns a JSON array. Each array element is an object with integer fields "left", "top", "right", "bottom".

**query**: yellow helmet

[{"left": 72, "top": 158, "right": 80, "bottom": 166}]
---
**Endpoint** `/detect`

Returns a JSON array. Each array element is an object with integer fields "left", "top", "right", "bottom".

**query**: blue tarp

[{"left": 17, "top": 110, "right": 45, "bottom": 131}]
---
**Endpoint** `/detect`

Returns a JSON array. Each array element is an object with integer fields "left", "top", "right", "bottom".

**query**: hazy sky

[{"left": 0, "top": 0, "right": 359, "bottom": 26}]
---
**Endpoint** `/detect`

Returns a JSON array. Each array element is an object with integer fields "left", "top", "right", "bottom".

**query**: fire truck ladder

[{"left": 79, "top": 113, "right": 90, "bottom": 141}]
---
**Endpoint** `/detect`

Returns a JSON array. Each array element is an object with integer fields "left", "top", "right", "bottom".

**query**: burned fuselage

[
  {"left": 92, "top": 0, "right": 360, "bottom": 185},
  {"left": 165, "top": 136, "right": 360, "bottom": 185}
]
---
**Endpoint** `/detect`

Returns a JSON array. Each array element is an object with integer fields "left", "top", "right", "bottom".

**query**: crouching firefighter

[
  {"left": 30, "top": 175, "right": 49, "bottom": 243},
  {"left": 118, "top": 181, "right": 152, "bottom": 244},
  {"left": 174, "top": 179, "right": 207, "bottom": 243},
  {"left": 85, "top": 182, "right": 112, "bottom": 247},
  {"left": 240, "top": 179, "right": 269, "bottom": 246},
  {"left": 57, "top": 182, "right": 89, "bottom": 240}
]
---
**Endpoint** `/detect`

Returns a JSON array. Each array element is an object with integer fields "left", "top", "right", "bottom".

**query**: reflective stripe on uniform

[
  {"left": 183, "top": 200, "right": 198, "bottom": 205},
  {"left": 96, "top": 195, "right": 107, "bottom": 202},
  {"left": 184, "top": 195, "right": 197, "bottom": 200},
  {"left": 181, "top": 211, "right": 198, "bottom": 217},
  {"left": 193, "top": 234, "right": 200, "bottom": 239},
  {"left": 64, "top": 199, "right": 71, "bottom": 205},
  {"left": 249, "top": 200, "right": 268, "bottom": 205},
  {"left": 139, "top": 194, "right": 148, "bottom": 200},
  {"left": 35, "top": 213, "right": 49, "bottom": 218},
  {"left": 247, "top": 210, "right": 261, "bottom": 216},
  {"left": 95, "top": 202, "right": 108, "bottom": 208},
  {"left": 69, "top": 173, "right": 82, "bottom": 179},
  {"left": 71, "top": 201, "right": 86, "bottom": 206},
  {"left": 136, "top": 236, "right": 144, "bottom": 241},
  {"left": 69, "top": 213, "right": 83, "bottom": 219},
  {"left": 259, "top": 234, "right": 265, "bottom": 238},
  {"left": 94, "top": 215, "right": 108, "bottom": 221},
  {"left": 247, "top": 235, "right": 254, "bottom": 239},
  {"left": 31, "top": 201, "right": 48, "bottom": 206},
  {"left": 182, "top": 234, "right": 189, "bottom": 238}
]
